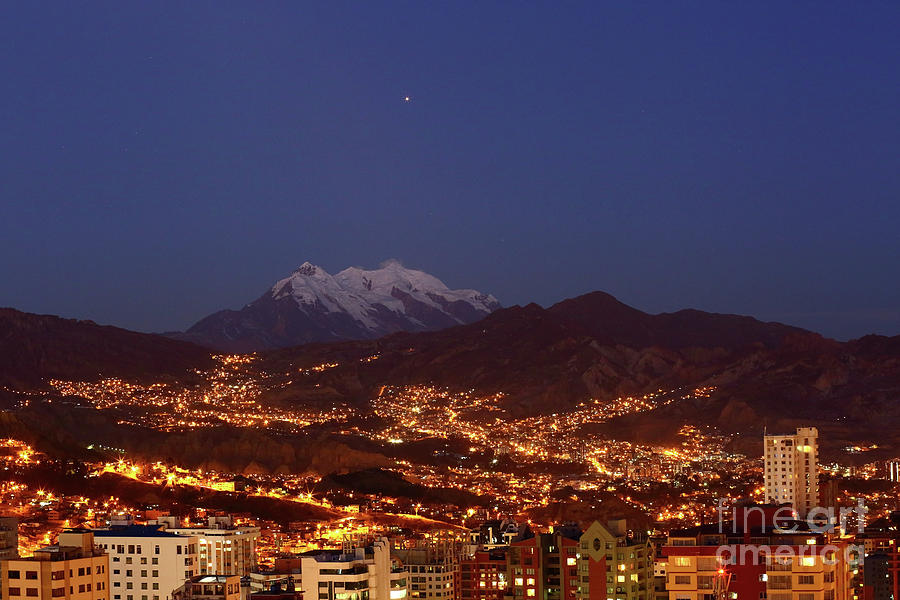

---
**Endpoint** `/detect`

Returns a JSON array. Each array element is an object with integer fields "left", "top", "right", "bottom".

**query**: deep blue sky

[{"left": 1, "top": 2, "right": 898, "bottom": 340}]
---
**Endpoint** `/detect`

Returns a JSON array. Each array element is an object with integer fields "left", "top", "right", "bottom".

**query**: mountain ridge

[{"left": 170, "top": 261, "right": 501, "bottom": 352}]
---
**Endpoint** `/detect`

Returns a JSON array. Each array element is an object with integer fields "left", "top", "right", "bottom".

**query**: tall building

[
  {"left": 151, "top": 517, "right": 259, "bottom": 577},
  {"left": 576, "top": 520, "right": 653, "bottom": 600},
  {"left": 506, "top": 525, "right": 581, "bottom": 600},
  {"left": 856, "top": 512, "right": 900, "bottom": 600},
  {"left": 393, "top": 545, "right": 458, "bottom": 600},
  {"left": 90, "top": 525, "right": 200, "bottom": 600},
  {"left": 764, "top": 427, "right": 819, "bottom": 517},
  {"left": 459, "top": 548, "right": 507, "bottom": 600},
  {"left": 297, "top": 539, "right": 406, "bottom": 600},
  {"left": 886, "top": 460, "right": 900, "bottom": 483},
  {"left": 1, "top": 532, "right": 109, "bottom": 600}
]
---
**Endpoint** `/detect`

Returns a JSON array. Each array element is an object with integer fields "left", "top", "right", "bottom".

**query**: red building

[
  {"left": 460, "top": 548, "right": 507, "bottom": 600},
  {"left": 507, "top": 527, "right": 580, "bottom": 600}
]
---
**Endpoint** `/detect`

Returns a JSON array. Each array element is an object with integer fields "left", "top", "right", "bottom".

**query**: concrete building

[
  {"left": 577, "top": 520, "right": 653, "bottom": 600},
  {"left": 90, "top": 525, "right": 199, "bottom": 600},
  {"left": 297, "top": 539, "right": 405, "bottom": 600},
  {"left": 764, "top": 427, "right": 819, "bottom": 517},
  {"left": 392, "top": 546, "right": 457, "bottom": 600},
  {"left": 1, "top": 532, "right": 109, "bottom": 600},
  {"left": 152, "top": 518, "right": 259, "bottom": 578},
  {"left": 857, "top": 513, "right": 900, "bottom": 600},
  {"left": 507, "top": 525, "right": 581, "bottom": 600},
  {"left": 458, "top": 548, "right": 506, "bottom": 600},
  {"left": 663, "top": 507, "right": 852, "bottom": 600}
]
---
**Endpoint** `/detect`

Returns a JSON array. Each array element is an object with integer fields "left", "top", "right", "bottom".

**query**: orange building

[
  {"left": 663, "top": 508, "right": 853, "bottom": 600},
  {"left": 1, "top": 532, "right": 109, "bottom": 600}
]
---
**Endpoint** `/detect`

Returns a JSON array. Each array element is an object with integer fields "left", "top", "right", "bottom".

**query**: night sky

[{"left": 1, "top": 2, "right": 898, "bottom": 340}]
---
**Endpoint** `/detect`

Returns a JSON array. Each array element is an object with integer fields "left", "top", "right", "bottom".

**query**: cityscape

[{"left": 2, "top": 3, "right": 899, "bottom": 600}]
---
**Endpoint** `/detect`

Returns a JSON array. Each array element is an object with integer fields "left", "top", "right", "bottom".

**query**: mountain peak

[
  {"left": 182, "top": 261, "right": 501, "bottom": 352},
  {"left": 292, "top": 262, "right": 323, "bottom": 276}
]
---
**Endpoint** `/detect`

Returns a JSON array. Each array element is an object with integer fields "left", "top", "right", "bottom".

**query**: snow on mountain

[{"left": 176, "top": 260, "right": 501, "bottom": 352}]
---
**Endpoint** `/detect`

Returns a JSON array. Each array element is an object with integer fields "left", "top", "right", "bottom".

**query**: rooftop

[{"left": 87, "top": 525, "right": 183, "bottom": 538}]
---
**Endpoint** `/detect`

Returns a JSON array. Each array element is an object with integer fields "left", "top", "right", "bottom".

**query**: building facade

[
  {"left": 577, "top": 520, "right": 653, "bottom": 600},
  {"left": 152, "top": 517, "right": 258, "bottom": 578},
  {"left": 663, "top": 508, "right": 852, "bottom": 600},
  {"left": 507, "top": 527, "right": 580, "bottom": 600},
  {"left": 459, "top": 549, "right": 506, "bottom": 600},
  {"left": 1, "top": 532, "right": 109, "bottom": 600},
  {"left": 298, "top": 539, "right": 406, "bottom": 600},
  {"left": 91, "top": 525, "right": 199, "bottom": 600},
  {"left": 764, "top": 427, "right": 819, "bottom": 517}
]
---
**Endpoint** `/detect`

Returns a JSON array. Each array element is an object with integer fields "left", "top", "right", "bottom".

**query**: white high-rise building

[
  {"left": 298, "top": 539, "right": 407, "bottom": 600},
  {"left": 151, "top": 517, "right": 259, "bottom": 578},
  {"left": 764, "top": 426, "right": 819, "bottom": 517},
  {"left": 92, "top": 525, "right": 199, "bottom": 600}
]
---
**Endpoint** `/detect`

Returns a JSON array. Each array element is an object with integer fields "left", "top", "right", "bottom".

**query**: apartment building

[
  {"left": 90, "top": 525, "right": 199, "bottom": 600},
  {"left": 663, "top": 507, "right": 852, "bottom": 600},
  {"left": 152, "top": 517, "right": 258, "bottom": 577},
  {"left": 459, "top": 548, "right": 506, "bottom": 600},
  {"left": 576, "top": 520, "right": 653, "bottom": 600},
  {"left": 506, "top": 525, "right": 580, "bottom": 600},
  {"left": 764, "top": 427, "right": 819, "bottom": 517},
  {"left": 298, "top": 539, "right": 406, "bottom": 600},
  {"left": 392, "top": 547, "right": 457, "bottom": 600},
  {"left": 1, "top": 532, "right": 109, "bottom": 600}
]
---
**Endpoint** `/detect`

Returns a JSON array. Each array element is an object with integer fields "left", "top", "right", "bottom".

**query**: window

[
  {"left": 672, "top": 557, "right": 691, "bottom": 567},
  {"left": 9, "top": 588, "right": 21, "bottom": 596},
  {"left": 25, "top": 572, "right": 38, "bottom": 580},
  {"left": 26, "top": 589, "right": 38, "bottom": 597},
  {"left": 8, "top": 571, "right": 20, "bottom": 579},
  {"left": 674, "top": 576, "right": 691, "bottom": 585},
  {"left": 798, "top": 575, "right": 814, "bottom": 585}
]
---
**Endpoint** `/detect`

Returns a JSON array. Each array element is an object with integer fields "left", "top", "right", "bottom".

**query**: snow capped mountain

[{"left": 174, "top": 261, "right": 501, "bottom": 352}]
